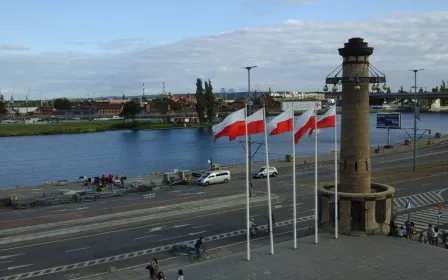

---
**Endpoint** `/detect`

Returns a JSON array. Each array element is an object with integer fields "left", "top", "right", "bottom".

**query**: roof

[
  {"left": 15, "top": 107, "right": 39, "bottom": 114},
  {"left": 96, "top": 103, "right": 123, "bottom": 110}
]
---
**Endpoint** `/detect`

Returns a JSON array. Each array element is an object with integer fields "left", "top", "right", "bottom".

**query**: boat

[{"left": 93, "top": 116, "right": 124, "bottom": 121}]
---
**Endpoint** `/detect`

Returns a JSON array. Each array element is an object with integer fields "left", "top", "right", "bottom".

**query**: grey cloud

[
  {"left": 1, "top": 11, "right": 448, "bottom": 98},
  {"left": 99, "top": 38, "right": 148, "bottom": 51},
  {"left": 0, "top": 44, "right": 30, "bottom": 51}
]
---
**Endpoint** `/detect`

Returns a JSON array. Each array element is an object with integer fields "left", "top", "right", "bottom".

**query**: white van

[{"left": 197, "top": 170, "right": 231, "bottom": 186}]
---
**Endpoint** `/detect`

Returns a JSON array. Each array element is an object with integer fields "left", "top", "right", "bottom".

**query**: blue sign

[
  {"left": 406, "top": 201, "right": 412, "bottom": 209},
  {"left": 376, "top": 113, "right": 402, "bottom": 129},
  {"left": 437, "top": 212, "right": 443, "bottom": 218}
]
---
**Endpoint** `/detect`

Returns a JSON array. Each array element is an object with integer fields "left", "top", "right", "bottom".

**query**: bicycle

[
  {"left": 190, "top": 248, "right": 210, "bottom": 261},
  {"left": 170, "top": 243, "right": 195, "bottom": 257}
]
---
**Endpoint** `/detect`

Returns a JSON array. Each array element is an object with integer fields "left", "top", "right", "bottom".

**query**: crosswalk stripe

[
  {"left": 393, "top": 190, "right": 445, "bottom": 210},
  {"left": 395, "top": 207, "right": 448, "bottom": 232}
]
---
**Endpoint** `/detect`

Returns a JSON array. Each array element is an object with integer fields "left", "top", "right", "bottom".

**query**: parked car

[
  {"left": 197, "top": 171, "right": 231, "bottom": 186},
  {"left": 252, "top": 167, "right": 278, "bottom": 179}
]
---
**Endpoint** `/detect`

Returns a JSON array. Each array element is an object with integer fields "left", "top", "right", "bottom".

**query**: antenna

[
  {"left": 26, "top": 85, "right": 31, "bottom": 115},
  {"left": 142, "top": 83, "right": 145, "bottom": 99},
  {"left": 162, "top": 82, "right": 166, "bottom": 95}
]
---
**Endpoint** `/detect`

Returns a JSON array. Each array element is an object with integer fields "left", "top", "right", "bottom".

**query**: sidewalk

[{"left": 85, "top": 233, "right": 446, "bottom": 280}]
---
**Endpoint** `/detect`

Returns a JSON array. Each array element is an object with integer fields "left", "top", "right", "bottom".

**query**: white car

[{"left": 252, "top": 167, "right": 278, "bottom": 179}]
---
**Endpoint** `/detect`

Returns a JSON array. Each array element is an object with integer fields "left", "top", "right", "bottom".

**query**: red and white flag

[
  {"left": 267, "top": 108, "right": 293, "bottom": 136},
  {"left": 294, "top": 107, "right": 316, "bottom": 144},
  {"left": 247, "top": 108, "right": 265, "bottom": 135},
  {"left": 309, "top": 105, "right": 336, "bottom": 136},
  {"left": 212, "top": 109, "right": 245, "bottom": 141}
]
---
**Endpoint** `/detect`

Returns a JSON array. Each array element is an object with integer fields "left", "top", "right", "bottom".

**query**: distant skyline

[{"left": 1, "top": 0, "right": 448, "bottom": 99}]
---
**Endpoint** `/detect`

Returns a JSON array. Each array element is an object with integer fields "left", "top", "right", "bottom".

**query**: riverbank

[{"left": 0, "top": 120, "right": 216, "bottom": 137}]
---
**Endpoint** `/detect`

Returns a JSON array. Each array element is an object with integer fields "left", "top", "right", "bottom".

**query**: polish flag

[
  {"left": 212, "top": 109, "right": 246, "bottom": 141},
  {"left": 228, "top": 108, "right": 265, "bottom": 141},
  {"left": 267, "top": 108, "right": 293, "bottom": 136},
  {"left": 309, "top": 105, "right": 336, "bottom": 136},
  {"left": 294, "top": 107, "right": 316, "bottom": 144}
]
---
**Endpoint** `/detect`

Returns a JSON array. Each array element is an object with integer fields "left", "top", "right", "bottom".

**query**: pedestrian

[
  {"left": 434, "top": 227, "right": 439, "bottom": 247},
  {"left": 157, "top": 271, "right": 166, "bottom": 280},
  {"left": 427, "top": 224, "right": 434, "bottom": 245},
  {"left": 146, "top": 258, "right": 159, "bottom": 280},
  {"left": 177, "top": 269, "right": 184, "bottom": 280}
]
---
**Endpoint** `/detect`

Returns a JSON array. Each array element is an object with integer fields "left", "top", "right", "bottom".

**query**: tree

[
  {"left": 121, "top": 99, "right": 142, "bottom": 121},
  {"left": 53, "top": 98, "right": 72, "bottom": 110},
  {"left": 0, "top": 94, "right": 7, "bottom": 114},
  {"left": 195, "top": 78, "right": 206, "bottom": 123},
  {"left": 205, "top": 79, "right": 216, "bottom": 123},
  {"left": 386, "top": 87, "right": 391, "bottom": 93},
  {"left": 151, "top": 97, "right": 173, "bottom": 122}
]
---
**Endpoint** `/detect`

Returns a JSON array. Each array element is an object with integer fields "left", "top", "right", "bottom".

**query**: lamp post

[
  {"left": 408, "top": 69, "right": 424, "bottom": 171},
  {"left": 244, "top": 66, "right": 257, "bottom": 197}
]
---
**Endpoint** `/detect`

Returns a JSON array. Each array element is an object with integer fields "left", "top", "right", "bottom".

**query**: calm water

[{"left": 1, "top": 113, "right": 447, "bottom": 188}]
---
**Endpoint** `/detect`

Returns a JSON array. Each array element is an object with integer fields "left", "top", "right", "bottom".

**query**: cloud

[
  {"left": 244, "top": 0, "right": 315, "bottom": 7},
  {"left": 99, "top": 38, "right": 150, "bottom": 51},
  {"left": 1, "top": 11, "right": 448, "bottom": 99},
  {"left": 0, "top": 44, "right": 30, "bottom": 51}
]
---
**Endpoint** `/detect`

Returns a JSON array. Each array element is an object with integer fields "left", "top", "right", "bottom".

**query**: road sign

[
  {"left": 437, "top": 203, "right": 444, "bottom": 210},
  {"left": 437, "top": 212, "right": 443, "bottom": 218},
  {"left": 406, "top": 201, "right": 412, "bottom": 209}
]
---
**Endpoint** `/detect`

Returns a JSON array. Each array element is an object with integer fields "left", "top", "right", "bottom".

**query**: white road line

[
  {"left": 1, "top": 264, "right": 33, "bottom": 271},
  {"left": 244, "top": 214, "right": 260, "bottom": 219},
  {"left": 158, "top": 235, "right": 186, "bottom": 242},
  {"left": 196, "top": 192, "right": 205, "bottom": 195},
  {"left": 148, "top": 227, "right": 163, "bottom": 232},
  {"left": 65, "top": 247, "right": 90, "bottom": 253},
  {"left": 193, "top": 224, "right": 212, "bottom": 229},
  {"left": 0, "top": 260, "right": 13, "bottom": 265},
  {"left": 188, "top": 231, "right": 207, "bottom": 236},
  {"left": 169, "top": 190, "right": 182, "bottom": 193},
  {"left": 134, "top": 235, "right": 156, "bottom": 240},
  {"left": 377, "top": 150, "right": 448, "bottom": 164},
  {"left": 274, "top": 205, "right": 283, "bottom": 209},
  {"left": 0, "top": 253, "right": 25, "bottom": 260},
  {"left": 173, "top": 224, "right": 190, "bottom": 228},
  {"left": 75, "top": 207, "right": 88, "bottom": 211},
  {"left": 51, "top": 209, "right": 67, "bottom": 213}
]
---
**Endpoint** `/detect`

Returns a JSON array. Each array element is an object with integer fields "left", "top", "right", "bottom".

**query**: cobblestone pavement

[{"left": 83, "top": 232, "right": 446, "bottom": 280}]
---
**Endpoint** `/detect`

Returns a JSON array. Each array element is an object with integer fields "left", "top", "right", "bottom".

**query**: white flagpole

[
  {"left": 334, "top": 107, "right": 339, "bottom": 239},
  {"left": 292, "top": 108, "right": 297, "bottom": 249},
  {"left": 314, "top": 104, "right": 319, "bottom": 244},
  {"left": 263, "top": 107, "right": 274, "bottom": 255},
  {"left": 245, "top": 107, "right": 251, "bottom": 261}
]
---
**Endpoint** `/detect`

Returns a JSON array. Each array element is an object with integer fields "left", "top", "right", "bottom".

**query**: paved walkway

[{"left": 84, "top": 233, "right": 446, "bottom": 280}]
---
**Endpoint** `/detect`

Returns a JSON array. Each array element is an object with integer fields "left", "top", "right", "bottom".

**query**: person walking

[
  {"left": 146, "top": 258, "right": 159, "bottom": 280},
  {"left": 177, "top": 269, "right": 184, "bottom": 280},
  {"left": 157, "top": 271, "right": 166, "bottom": 280}
]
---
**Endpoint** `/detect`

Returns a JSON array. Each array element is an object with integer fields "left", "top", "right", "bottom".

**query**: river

[{"left": 1, "top": 112, "right": 447, "bottom": 188}]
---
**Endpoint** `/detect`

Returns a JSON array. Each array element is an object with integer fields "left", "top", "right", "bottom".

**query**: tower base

[{"left": 318, "top": 183, "right": 395, "bottom": 235}]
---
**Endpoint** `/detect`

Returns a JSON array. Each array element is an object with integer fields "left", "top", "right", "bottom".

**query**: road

[
  {"left": 1, "top": 171, "right": 448, "bottom": 279},
  {"left": 1, "top": 143, "right": 447, "bottom": 222}
]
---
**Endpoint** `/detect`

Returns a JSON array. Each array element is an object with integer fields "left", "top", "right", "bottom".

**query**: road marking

[
  {"left": 377, "top": 149, "right": 448, "bottom": 164},
  {"left": 65, "top": 247, "right": 90, "bottom": 253},
  {"left": 394, "top": 190, "right": 445, "bottom": 211},
  {"left": 387, "top": 172, "right": 448, "bottom": 185},
  {"left": 0, "top": 264, "right": 33, "bottom": 271},
  {"left": 0, "top": 260, "right": 13, "bottom": 264},
  {"left": 0, "top": 254, "right": 25, "bottom": 260},
  {"left": 0, "top": 202, "right": 272, "bottom": 252},
  {"left": 396, "top": 208, "right": 448, "bottom": 233},
  {"left": 0, "top": 216, "right": 314, "bottom": 280},
  {"left": 142, "top": 193, "right": 155, "bottom": 199},
  {"left": 148, "top": 227, "right": 163, "bottom": 232},
  {"left": 51, "top": 209, "right": 67, "bottom": 213},
  {"left": 158, "top": 235, "right": 186, "bottom": 242},
  {"left": 75, "top": 207, "right": 88, "bottom": 211},
  {"left": 173, "top": 224, "right": 190, "bottom": 228},
  {"left": 134, "top": 235, "right": 156, "bottom": 240},
  {"left": 196, "top": 192, "right": 205, "bottom": 195},
  {"left": 193, "top": 224, "right": 212, "bottom": 229},
  {"left": 169, "top": 190, "right": 182, "bottom": 193},
  {"left": 274, "top": 205, "right": 283, "bottom": 209},
  {"left": 30, "top": 189, "right": 42, "bottom": 191},
  {"left": 188, "top": 231, "right": 207, "bottom": 236},
  {"left": 244, "top": 214, "right": 260, "bottom": 219}
]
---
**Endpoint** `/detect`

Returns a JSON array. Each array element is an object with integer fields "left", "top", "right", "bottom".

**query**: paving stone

[{"left": 100, "top": 232, "right": 447, "bottom": 280}]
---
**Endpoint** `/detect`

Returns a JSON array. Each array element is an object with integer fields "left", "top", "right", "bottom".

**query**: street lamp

[
  {"left": 408, "top": 69, "right": 424, "bottom": 171},
  {"left": 244, "top": 66, "right": 257, "bottom": 197}
]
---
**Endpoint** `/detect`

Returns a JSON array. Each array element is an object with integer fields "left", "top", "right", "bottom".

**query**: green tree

[
  {"left": 121, "top": 99, "right": 142, "bottom": 121},
  {"left": 195, "top": 78, "right": 206, "bottom": 123},
  {"left": 151, "top": 97, "right": 173, "bottom": 122},
  {"left": 386, "top": 87, "right": 391, "bottom": 94},
  {"left": 205, "top": 79, "right": 216, "bottom": 123},
  {"left": 0, "top": 94, "right": 7, "bottom": 114},
  {"left": 53, "top": 98, "right": 72, "bottom": 110}
]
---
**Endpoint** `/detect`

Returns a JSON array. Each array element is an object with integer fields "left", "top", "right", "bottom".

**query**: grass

[{"left": 0, "top": 120, "right": 215, "bottom": 137}]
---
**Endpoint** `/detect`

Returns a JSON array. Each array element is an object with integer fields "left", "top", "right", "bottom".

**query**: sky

[{"left": 1, "top": 0, "right": 448, "bottom": 99}]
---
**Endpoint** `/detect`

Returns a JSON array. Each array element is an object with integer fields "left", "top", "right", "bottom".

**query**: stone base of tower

[{"left": 318, "top": 183, "right": 395, "bottom": 236}]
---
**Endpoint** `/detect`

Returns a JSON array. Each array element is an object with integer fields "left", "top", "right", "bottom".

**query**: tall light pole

[
  {"left": 408, "top": 69, "right": 424, "bottom": 171},
  {"left": 244, "top": 66, "right": 257, "bottom": 197}
]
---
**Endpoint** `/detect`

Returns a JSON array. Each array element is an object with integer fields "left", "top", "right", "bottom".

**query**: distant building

[
  {"left": 94, "top": 99, "right": 128, "bottom": 115},
  {"left": 12, "top": 107, "right": 39, "bottom": 115},
  {"left": 38, "top": 106, "right": 55, "bottom": 115}
]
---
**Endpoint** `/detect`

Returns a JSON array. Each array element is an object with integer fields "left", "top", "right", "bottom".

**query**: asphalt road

[
  {"left": 1, "top": 143, "right": 447, "bottom": 222},
  {"left": 1, "top": 171, "right": 448, "bottom": 279}
]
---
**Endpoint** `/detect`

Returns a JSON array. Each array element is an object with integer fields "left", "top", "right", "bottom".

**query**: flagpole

[
  {"left": 334, "top": 107, "right": 339, "bottom": 239},
  {"left": 314, "top": 104, "right": 319, "bottom": 244},
  {"left": 292, "top": 108, "right": 297, "bottom": 249},
  {"left": 245, "top": 107, "right": 251, "bottom": 261},
  {"left": 263, "top": 107, "right": 274, "bottom": 255}
]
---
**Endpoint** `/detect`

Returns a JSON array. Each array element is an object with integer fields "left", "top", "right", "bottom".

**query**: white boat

[{"left": 93, "top": 116, "right": 124, "bottom": 121}]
